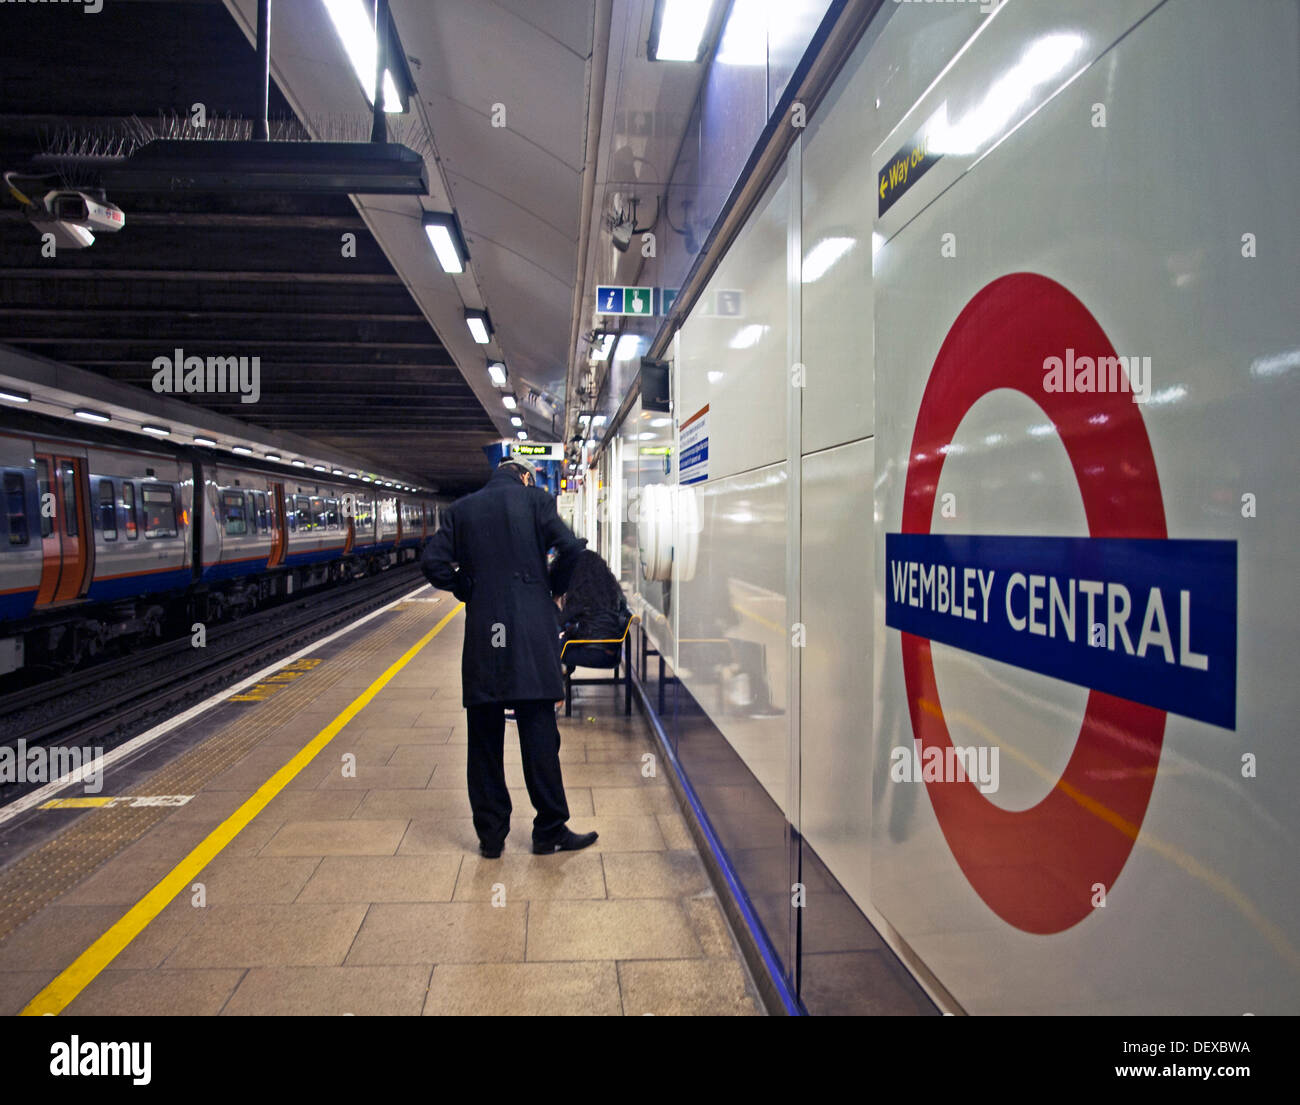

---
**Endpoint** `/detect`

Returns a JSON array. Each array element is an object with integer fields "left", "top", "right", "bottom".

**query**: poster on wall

[{"left": 679, "top": 404, "right": 709, "bottom": 485}]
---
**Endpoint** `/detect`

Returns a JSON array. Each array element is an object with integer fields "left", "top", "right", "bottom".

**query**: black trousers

[{"left": 466, "top": 699, "right": 570, "bottom": 847}]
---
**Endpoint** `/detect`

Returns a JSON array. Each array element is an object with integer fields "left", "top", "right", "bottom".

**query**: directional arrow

[{"left": 879, "top": 175, "right": 888, "bottom": 200}]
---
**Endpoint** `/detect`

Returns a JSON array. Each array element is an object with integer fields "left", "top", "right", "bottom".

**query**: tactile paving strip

[{"left": 0, "top": 602, "right": 443, "bottom": 943}]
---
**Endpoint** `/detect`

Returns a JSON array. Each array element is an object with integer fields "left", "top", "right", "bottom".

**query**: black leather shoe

[
  {"left": 479, "top": 842, "right": 503, "bottom": 858},
  {"left": 532, "top": 829, "right": 598, "bottom": 855}
]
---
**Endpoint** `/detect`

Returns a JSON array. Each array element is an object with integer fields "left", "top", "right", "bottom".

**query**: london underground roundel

[{"left": 888, "top": 272, "right": 1229, "bottom": 935}]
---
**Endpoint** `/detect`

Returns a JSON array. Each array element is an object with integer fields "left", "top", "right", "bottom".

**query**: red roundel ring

[{"left": 899, "top": 272, "right": 1167, "bottom": 935}]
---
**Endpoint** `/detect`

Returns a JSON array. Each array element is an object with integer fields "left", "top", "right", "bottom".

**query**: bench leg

[{"left": 565, "top": 671, "right": 573, "bottom": 718}]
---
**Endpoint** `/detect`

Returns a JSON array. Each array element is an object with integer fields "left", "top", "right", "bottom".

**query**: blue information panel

[
  {"left": 596, "top": 286, "right": 624, "bottom": 314},
  {"left": 884, "top": 533, "right": 1238, "bottom": 728}
]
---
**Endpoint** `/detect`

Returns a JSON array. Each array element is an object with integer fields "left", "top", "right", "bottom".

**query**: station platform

[{"left": 0, "top": 587, "right": 763, "bottom": 1017}]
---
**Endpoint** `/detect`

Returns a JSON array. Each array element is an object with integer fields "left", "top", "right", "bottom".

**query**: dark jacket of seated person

[{"left": 560, "top": 550, "right": 629, "bottom": 669}]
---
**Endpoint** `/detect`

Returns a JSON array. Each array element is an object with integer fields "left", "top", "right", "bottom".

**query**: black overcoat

[{"left": 420, "top": 467, "right": 585, "bottom": 706}]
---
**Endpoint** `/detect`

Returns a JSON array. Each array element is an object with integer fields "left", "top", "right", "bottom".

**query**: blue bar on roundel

[{"left": 883, "top": 533, "right": 1237, "bottom": 729}]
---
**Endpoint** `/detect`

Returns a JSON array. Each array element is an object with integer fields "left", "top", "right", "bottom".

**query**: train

[{"left": 0, "top": 411, "right": 443, "bottom": 673}]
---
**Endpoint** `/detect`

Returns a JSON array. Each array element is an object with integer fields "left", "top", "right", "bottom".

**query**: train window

[
  {"left": 255, "top": 491, "right": 269, "bottom": 531},
  {"left": 310, "top": 496, "right": 326, "bottom": 530},
  {"left": 142, "top": 484, "right": 178, "bottom": 539},
  {"left": 98, "top": 479, "right": 117, "bottom": 541},
  {"left": 222, "top": 490, "right": 248, "bottom": 536},
  {"left": 61, "top": 468, "right": 78, "bottom": 537},
  {"left": 325, "top": 498, "right": 339, "bottom": 529},
  {"left": 295, "top": 495, "right": 310, "bottom": 530},
  {"left": 4, "top": 472, "right": 28, "bottom": 546},
  {"left": 121, "top": 482, "right": 138, "bottom": 540}
]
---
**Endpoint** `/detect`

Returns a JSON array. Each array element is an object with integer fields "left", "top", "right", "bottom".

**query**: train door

[
  {"left": 34, "top": 453, "right": 93, "bottom": 606},
  {"left": 268, "top": 483, "right": 288, "bottom": 567}
]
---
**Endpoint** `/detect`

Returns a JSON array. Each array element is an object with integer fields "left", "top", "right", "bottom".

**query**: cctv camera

[
  {"left": 25, "top": 190, "right": 125, "bottom": 250},
  {"left": 611, "top": 217, "right": 633, "bottom": 253}
]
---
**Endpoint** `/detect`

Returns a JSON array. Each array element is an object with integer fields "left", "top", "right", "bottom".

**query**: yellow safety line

[{"left": 21, "top": 602, "right": 464, "bottom": 1016}]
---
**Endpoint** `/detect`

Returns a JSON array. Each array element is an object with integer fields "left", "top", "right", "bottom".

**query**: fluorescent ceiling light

[
  {"left": 362, "top": 476, "right": 373, "bottom": 482},
  {"left": 348, "top": 472, "right": 358, "bottom": 479},
  {"left": 716, "top": 0, "right": 765, "bottom": 66},
  {"left": 423, "top": 212, "right": 468, "bottom": 274},
  {"left": 141, "top": 424, "right": 170, "bottom": 436},
  {"left": 517, "top": 431, "right": 528, "bottom": 439},
  {"left": 649, "top": 0, "right": 714, "bottom": 62},
  {"left": 591, "top": 332, "right": 616, "bottom": 361},
  {"left": 332, "top": 469, "right": 343, "bottom": 475},
  {"left": 313, "top": 464, "right": 326, "bottom": 471},
  {"left": 232, "top": 446, "right": 253, "bottom": 455},
  {"left": 292, "top": 460, "right": 307, "bottom": 467},
  {"left": 465, "top": 309, "right": 491, "bottom": 344},
  {"left": 0, "top": 387, "right": 31, "bottom": 403},
  {"left": 510, "top": 416, "right": 523, "bottom": 427},
  {"left": 487, "top": 362, "right": 508, "bottom": 387},
  {"left": 502, "top": 395, "right": 517, "bottom": 410},
  {"left": 194, "top": 436, "right": 217, "bottom": 447},
  {"left": 74, "top": 408, "right": 110, "bottom": 423},
  {"left": 613, "top": 334, "right": 642, "bottom": 362},
  {"left": 265, "top": 453, "right": 281, "bottom": 461},
  {"left": 322, "top": 0, "right": 403, "bottom": 112},
  {"left": 802, "top": 236, "right": 855, "bottom": 283}
]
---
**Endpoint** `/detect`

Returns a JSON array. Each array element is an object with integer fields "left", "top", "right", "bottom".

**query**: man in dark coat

[{"left": 420, "top": 458, "right": 597, "bottom": 858}]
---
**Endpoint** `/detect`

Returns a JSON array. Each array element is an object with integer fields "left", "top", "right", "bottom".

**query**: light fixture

[
  {"left": 510, "top": 416, "right": 522, "bottom": 427},
  {"left": 74, "top": 408, "right": 110, "bottom": 423},
  {"left": 0, "top": 387, "right": 31, "bottom": 403},
  {"left": 292, "top": 460, "right": 307, "bottom": 467},
  {"left": 517, "top": 431, "right": 528, "bottom": 439},
  {"left": 313, "top": 464, "right": 326, "bottom": 471},
  {"left": 362, "top": 476, "right": 373, "bottom": 482},
  {"left": 423, "top": 212, "right": 468, "bottom": 274},
  {"left": 265, "top": 453, "right": 281, "bottom": 461},
  {"left": 465, "top": 309, "right": 492, "bottom": 344},
  {"left": 613, "top": 334, "right": 642, "bottom": 362},
  {"left": 502, "top": 394, "right": 517, "bottom": 410},
  {"left": 332, "top": 469, "right": 343, "bottom": 475},
  {"left": 194, "top": 436, "right": 217, "bottom": 447},
  {"left": 648, "top": 0, "right": 715, "bottom": 62},
  {"left": 141, "top": 424, "right": 171, "bottom": 437},
  {"left": 322, "top": 0, "right": 406, "bottom": 112},
  {"left": 232, "top": 446, "right": 253, "bottom": 456},
  {"left": 348, "top": 472, "right": 358, "bottom": 479},
  {"left": 590, "top": 331, "right": 615, "bottom": 361},
  {"left": 487, "top": 361, "right": 508, "bottom": 387}
]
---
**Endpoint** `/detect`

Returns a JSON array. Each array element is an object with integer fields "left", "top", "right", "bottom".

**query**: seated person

[{"left": 559, "top": 549, "right": 630, "bottom": 670}]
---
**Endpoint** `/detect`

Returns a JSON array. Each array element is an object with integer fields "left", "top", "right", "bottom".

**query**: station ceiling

[{"left": 0, "top": 0, "right": 504, "bottom": 495}]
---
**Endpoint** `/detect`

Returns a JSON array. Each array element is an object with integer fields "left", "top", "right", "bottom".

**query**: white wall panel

[
  {"left": 677, "top": 463, "right": 789, "bottom": 813},
  {"left": 872, "top": 0, "right": 1300, "bottom": 1013},
  {"left": 798, "top": 4, "right": 983, "bottom": 454},
  {"left": 799, "top": 438, "right": 874, "bottom": 906},
  {"left": 677, "top": 170, "right": 790, "bottom": 482}
]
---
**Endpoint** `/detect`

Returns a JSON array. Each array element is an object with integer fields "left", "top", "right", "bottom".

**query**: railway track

[{"left": 0, "top": 565, "right": 427, "bottom": 760}]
